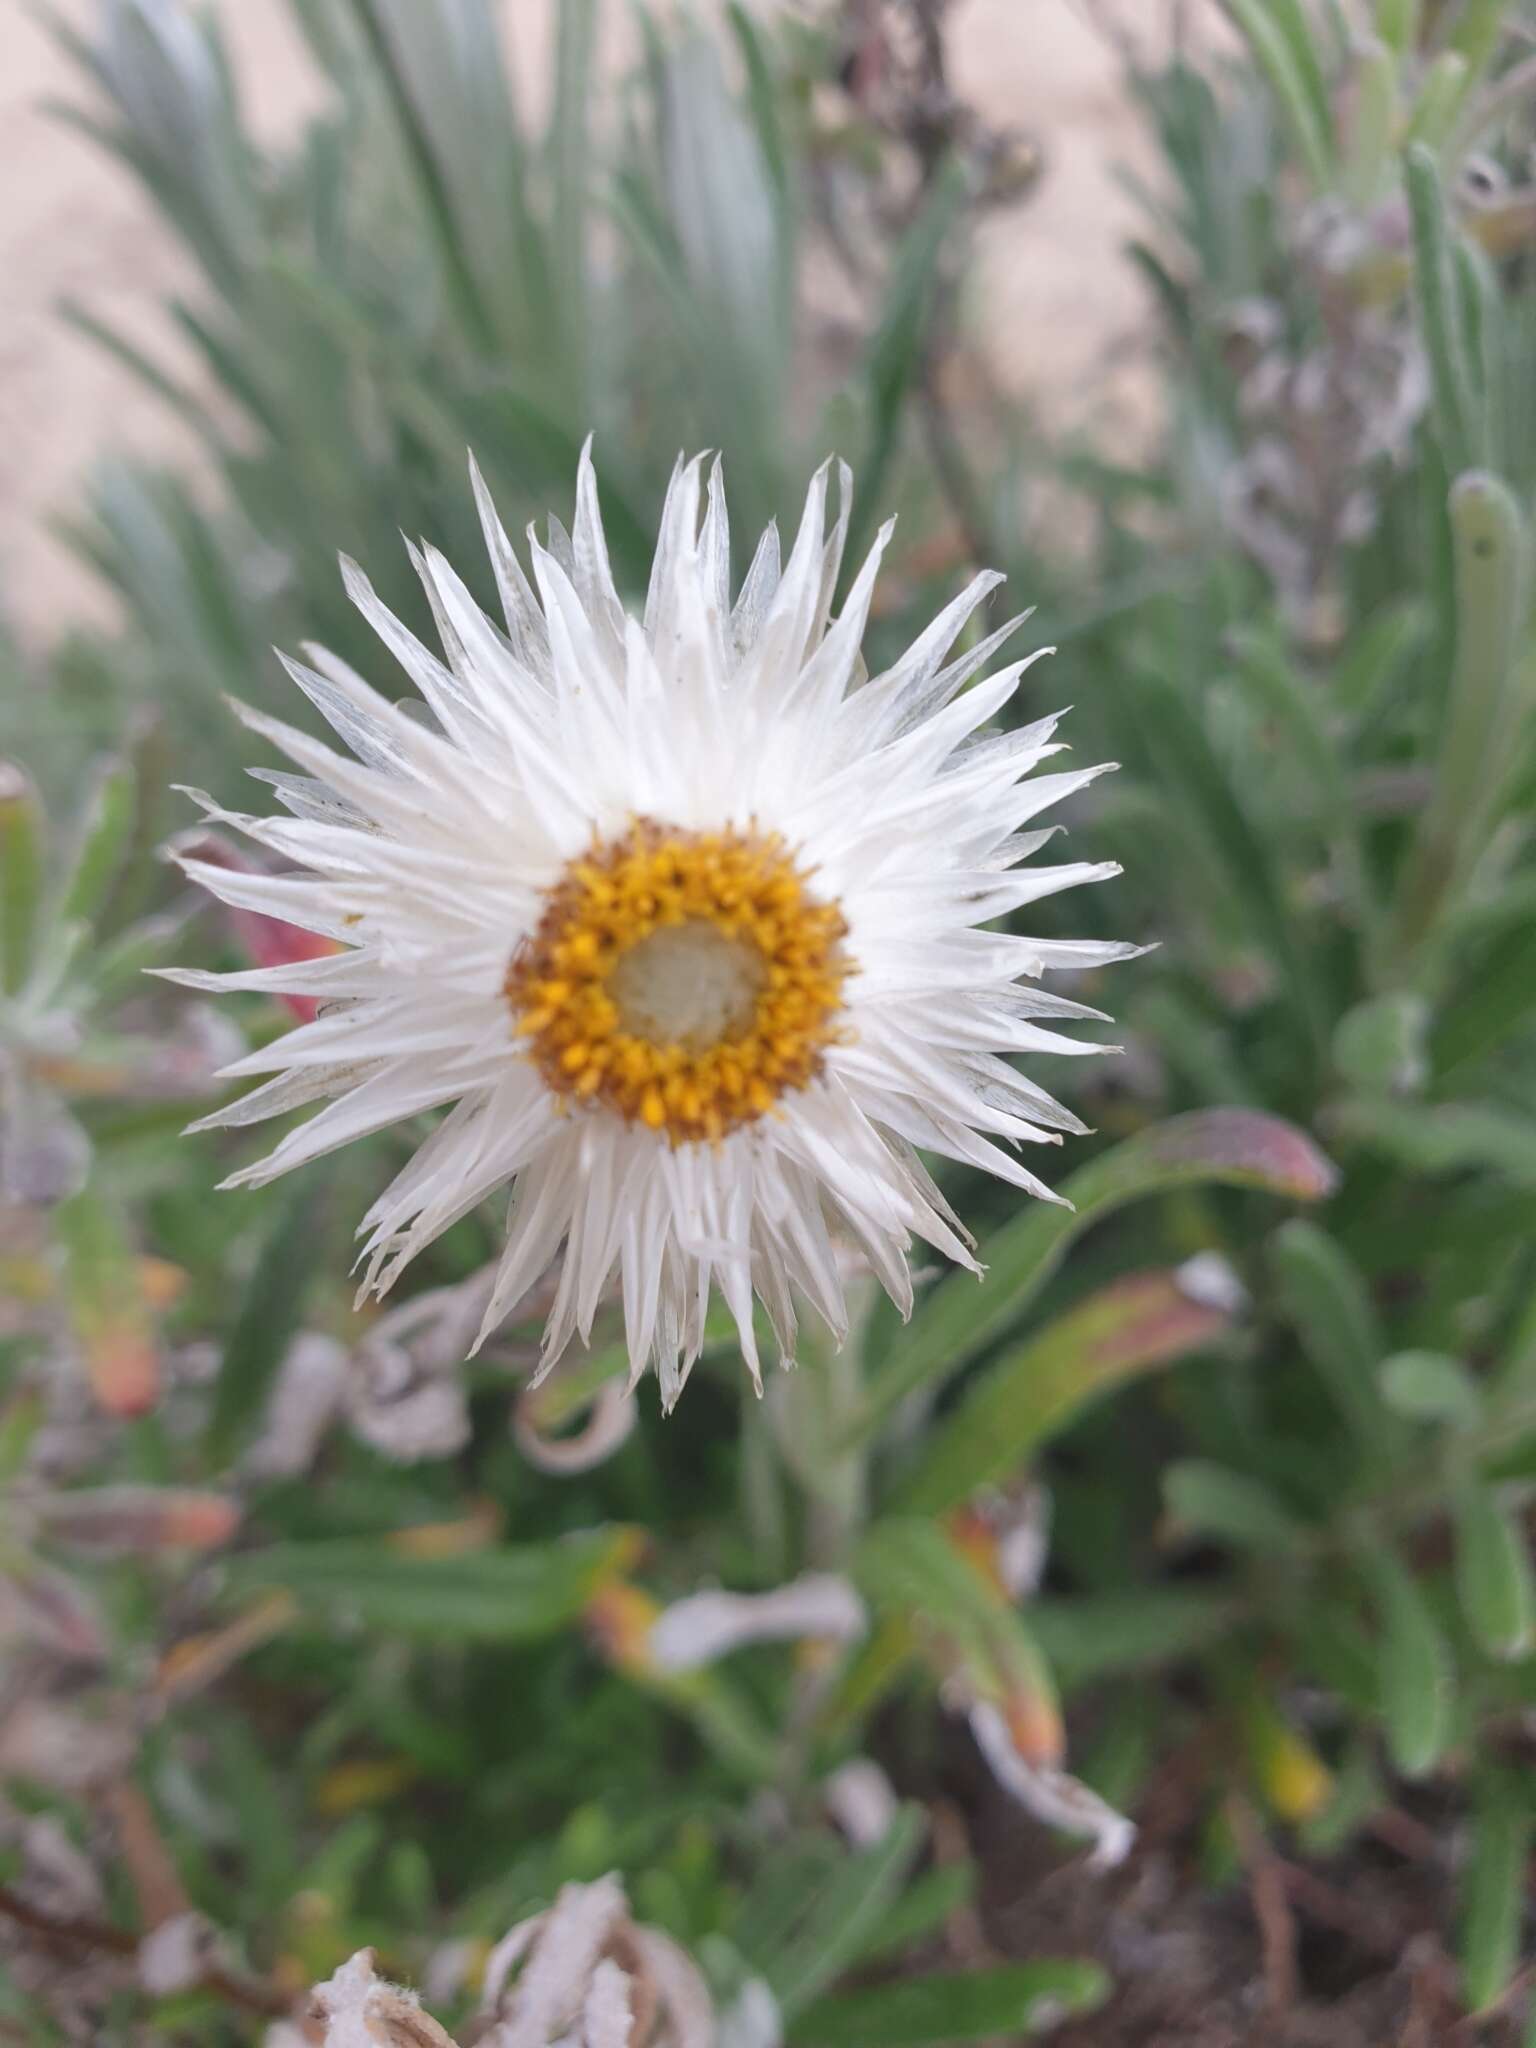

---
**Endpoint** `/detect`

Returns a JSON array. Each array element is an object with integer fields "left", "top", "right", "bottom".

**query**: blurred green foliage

[{"left": 6, "top": 0, "right": 1536, "bottom": 2038}]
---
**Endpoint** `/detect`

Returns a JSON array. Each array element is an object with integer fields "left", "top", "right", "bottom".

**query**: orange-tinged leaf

[
  {"left": 314, "top": 1757, "right": 418, "bottom": 1815},
  {"left": 386, "top": 1501, "right": 502, "bottom": 1559}
]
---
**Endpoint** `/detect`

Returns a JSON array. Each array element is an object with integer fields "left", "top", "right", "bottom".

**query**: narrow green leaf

[
  {"left": 854, "top": 1520, "right": 1060, "bottom": 1754},
  {"left": 1333, "top": 596, "right": 1428, "bottom": 724},
  {"left": 1394, "top": 474, "right": 1527, "bottom": 965},
  {"left": 55, "top": 1187, "right": 159, "bottom": 1417},
  {"left": 1459, "top": 1775, "right": 1531, "bottom": 2014},
  {"left": 755, "top": 1809, "right": 925, "bottom": 2018},
  {"left": 223, "top": 1529, "right": 631, "bottom": 1641},
  {"left": 792, "top": 1961, "right": 1110, "bottom": 2045},
  {"left": 1271, "top": 1220, "right": 1392, "bottom": 1442},
  {"left": 1337, "top": 1097, "right": 1536, "bottom": 1187},
  {"left": 897, "top": 1271, "right": 1235, "bottom": 1515},
  {"left": 1405, "top": 143, "right": 1477, "bottom": 475},
  {"left": 1379, "top": 1350, "right": 1483, "bottom": 1426},
  {"left": 0, "top": 764, "right": 44, "bottom": 996},
  {"left": 855, "top": 1864, "right": 976, "bottom": 1967},
  {"left": 846, "top": 154, "right": 969, "bottom": 572},
  {"left": 1454, "top": 1482, "right": 1536, "bottom": 1660},
  {"left": 1163, "top": 1460, "right": 1306, "bottom": 1552},
  {"left": 850, "top": 1110, "right": 1335, "bottom": 1445},
  {"left": 1029, "top": 1589, "right": 1240, "bottom": 1688},
  {"left": 1224, "top": 626, "right": 1346, "bottom": 815},
  {"left": 1127, "top": 665, "right": 1324, "bottom": 1044},
  {"left": 1405, "top": 50, "right": 1472, "bottom": 151},
  {"left": 1433, "top": 922, "right": 1536, "bottom": 1076},
  {"left": 1446, "top": 0, "right": 1510, "bottom": 80},
  {"left": 1333, "top": 993, "right": 1429, "bottom": 1096},
  {"left": 1344, "top": 37, "right": 1398, "bottom": 206},
  {"left": 345, "top": 0, "right": 497, "bottom": 352},
  {"left": 57, "top": 760, "right": 136, "bottom": 931},
  {"left": 549, "top": 0, "right": 595, "bottom": 403},
  {"left": 1220, "top": 0, "right": 1333, "bottom": 186},
  {"left": 1375, "top": 0, "right": 1420, "bottom": 54},
  {"left": 1362, "top": 1542, "right": 1454, "bottom": 1777},
  {"left": 204, "top": 1171, "right": 331, "bottom": 1466}
]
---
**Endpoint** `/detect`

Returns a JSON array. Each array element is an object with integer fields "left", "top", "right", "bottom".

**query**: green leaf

[
  {"left": 855, "top": 1864, "right": 976, "bottom": 1967},
  {"left": 205, "top": 1171, "right": 332, "bottom": 1466},
  {"left": 1333, "top": 596, "right": 1428, "bottom": 725},
  {"left": 54, "top": 1187, "right": 159, "bottom": 1417},
  {"left": 1459, "top": 1774, "right": 1531, "bottom": 2015},
  {"left": 1333, "top": 993, "right": 1429, "bottom": 1096},
  {"left": 57, "top": 759, "right": 136, "bottom": 932},
  {"left": 846, "top": 153, "right": 969, "bottom": 571},
  {"left": 1404, "top": 51, "right": 1471, "bottom": 152},
  {"left": 223, "top": 1529, "right": 631, "bottom": 1641},
  {"left": 1220, "top": 0, "right": 1333, "bottom": 187},
  {"left": 896, "top": 1270, "right": 1236, "bottom": 1515},
  {"left": 345, "top": 0, "right": 498, "bottom": 353},
  {"left": 1362, "top": 1541, "right": 1454, "bottom": 1777},
  {"left": 1029, "top": 1589, "right": 1239, "bottom": 1688},
  {"left": 1445, "top": 0, "right": 1508, "bottom": 80},
  {"left": 1433, "top": 922, "right": 1536, "bottom": 1076},
  {"left": 1454, "top": 1482, "right": 1536, "bottom": 1660},
  {"left": 854, "top": 1520, "right": 1059, "bottom": 1754},
  {"left": 1393, "top": 472, "right": 1528, "bottom": 962},
  {"left": 850, "top": 1110, "right": 1335, "bottom": 1445},
  {"left": 1374, "top": 0, "right": 1420, "bottom": 55},
  {"left": 1337, "top": 1098, "right": 1536, "bottom": 1188},
  {"left": 1344, "top": 37, "right": 1398, "bottom": 207},
  {"left": 751, "top": 1809, "right": 926, "bottom": 2018},
  {"left": 1270, "top": 1220, "right": 1392, "bottom": 1443},
  {"left": 1405, "top": 144, "right": 1478, "bottom": 475},
  {"left": 0, "top": 763, "right": 44, "bottom": 996},
  {"left": 1379, "top": 1350, "right": 1483, "bottom": 1427},
  {"left": 1163, "top": 1460, "right": 1306, "bottom": 1552},
  {"left": 791, "top": 1961, "right": 1110, "bottom": 2045},
  {"left": 1126, "top": 665, "right": 1324, "bottom": 1045},
  {"left": 1224, "top": 625, "right": 1346, "bottom": 817}
]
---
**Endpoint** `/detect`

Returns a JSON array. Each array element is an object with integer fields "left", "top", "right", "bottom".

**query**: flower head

[{"left": 170, "top": 450, "right": 1131, "bottom": 1406}]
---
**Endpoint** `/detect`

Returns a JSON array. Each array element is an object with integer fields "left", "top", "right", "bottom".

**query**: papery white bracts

[{"left": 169, "top": 448, "right": 1132, "bottom": 1407}]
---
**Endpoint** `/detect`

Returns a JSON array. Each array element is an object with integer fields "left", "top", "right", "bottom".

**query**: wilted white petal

[
  {"left": 138, "top": 1912, "right": 222, "bottom": 1997},
  {"left": 718, "top": 1978, "right": 783, "bottom": 2048},
  {"left": 823, "top": 1759, "right": 900, "bottom": 1847},
  {"left": 628, "top": 1929, "right": 715, "bottom": 2048},
  {"left": 578, "top": 1959, "right": 632, "bottom": 2048},
  {"left": 185, "top": 451, "right": 1128, "bottom": 1410},
  {"left": 969, "top": 1702, "right": 1136, "bottom": 1870},
  {"left": 313, "top": 1950, "right": 456, "bottom": 2048},
  {"left": 648, "top": 1573, "right": 868, "bottom": 1672},
  {"left": 243, "top": 1332, "right": 350, "bottom": 1480},
  {"left": 481, "top": 1876, "right": 628, "bottom": 2048},
  {"left": 514, "top": 1378, "right": 636, "bottom": 1476},
  {"left": 1176, "top": 1249, "right": 1250, "bottom": 1315}
]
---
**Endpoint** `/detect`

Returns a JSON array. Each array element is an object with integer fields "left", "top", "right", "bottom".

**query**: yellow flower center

[{"left": 506, "top": 821, "right": 849, "bottom": 1144}]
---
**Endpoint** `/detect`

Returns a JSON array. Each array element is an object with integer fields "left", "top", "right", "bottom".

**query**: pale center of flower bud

[{"left": 608, "top": 918, "right": 766, "bottom": 1051}]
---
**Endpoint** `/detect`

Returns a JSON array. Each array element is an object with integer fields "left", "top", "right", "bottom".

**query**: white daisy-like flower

[{"left": 168, "top": 450, "right": 1133, "bottom": 1408}]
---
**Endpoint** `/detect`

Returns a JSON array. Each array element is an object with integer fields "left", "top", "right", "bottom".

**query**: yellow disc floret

[{"left": 506, "top": 821, "right": 849, "bottom": 1145}]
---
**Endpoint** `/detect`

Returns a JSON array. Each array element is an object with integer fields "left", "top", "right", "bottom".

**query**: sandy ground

[{"left": 0, "top": 0, "right": 1185, "bottom": 647}]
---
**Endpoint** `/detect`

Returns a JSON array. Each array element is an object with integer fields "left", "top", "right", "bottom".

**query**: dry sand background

[{"left": 1, "top": 1, "right": 1192, "bottom": 648}]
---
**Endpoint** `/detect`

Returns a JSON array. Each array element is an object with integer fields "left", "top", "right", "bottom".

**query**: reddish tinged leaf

[
  {"left": 179, "top": 830, "right": 338, "bottom": 1022},
  {"left": 852, "top": 1108, "right": 1337, "bottom": 1443},
  {"left": 1, "top": 1560, "right": 109, "bottom": 1662},
  {"left": 898, "top": 1269, "right": 1238, "bottom": 1514},
  {"left": 1143, "top": 1109, "right": 1339, "bottom": 1202},
  {"left": 36, "top": 1487, "right": 241, "bottom": 1555},
  {"left": 55, "top": 1191, "right": 162, "bottom": 1418}
]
